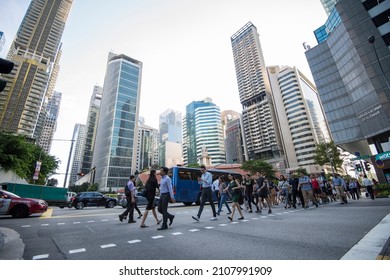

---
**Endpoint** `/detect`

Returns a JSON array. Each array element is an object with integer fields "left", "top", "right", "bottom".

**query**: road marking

[
  {"left": 128, "top": 239, "right": 141, "bottom": 244},
  {"left": 57, "top": 223, "right": 66, "bottom": 225},
  {"left": 69, "top": 248, "right": 86, "bottom": 254},
  {"left": 41, "top": 224, "right": 49, "bottom": 226},
  {"left": 101, "top": 219, "right": 109, "bottom": 221},
  {"left": 73, "top": 221, "right": 81, "bottom": 224},
  {"left": 230, "top": 222, "right": 239, "bottom": 224},
  {"left": 204, "top": 226, "right": 214, "bottom": 229},
  {"left": 33, "top": 254, "right": 49, "bottom": 260},
  {"left": 241, "top": 219, "right": 249, "bottom": 222},
  {"left": 251, "top": 218, "right": 259, "bottom": 220},
  {"left": 151, "top": 235, "right": 165, "bottom": 239},
  {"left": 189, "top": 229, "right": 200, "bottom": 232},
  {"left": 101, "top": 244, "right": 117, "bottom": 249},
  {"left": 218, "top": 224, "right": 228, "bottom": 227},
  {"left": 40, "top": 208, "right": 53, "bottom": 219},
  {"left": 171, "top": 232, "right": 183, "bottom": 236},
  {"left": 21, "top": 225, "right": 31, "bottom": 228},
  {"left": 261, "top": 216, "right": 268, "bottom": 219},
  {"left": 87, "top": 220, "right": 95, "bottom": 223}
]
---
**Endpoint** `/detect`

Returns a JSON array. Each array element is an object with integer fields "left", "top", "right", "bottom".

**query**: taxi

[{"left": 0, "top": 189, "right": 48, "bottom": 218}]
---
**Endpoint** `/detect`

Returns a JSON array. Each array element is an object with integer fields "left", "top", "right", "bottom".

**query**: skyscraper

[
  {"left": 69, "top": 123, "right": 86, "bottom": 186},
  {"left": 268, "top": 65, "right": 330, "bottom": 173},
  {"left": 320, "top": 0, "right": 338, "bottom": 16},
  {"left": 222, "top": 110, "right": 245, "bottom": 164},
  {"left": 183, "top": 98, "right": 225, "bottom": 165},
  {"left": 92, "top": 53, "right": 142, "bottom": 191},
  {"left": 231, "top": 22, "right": 283, "bottom": 161},
  {"left": 38, "top": 91, "right": 62, "bottom": 153},
  {"left": 159, "top": 109, "right": 183, "bottom": 167},
  {"left": 136, "top": 121, "right": 159, "bottom": 172},
  {"left": 80, "top": 86, "right": 102, "bottom": 175},
  {"left": 0, "top": 0, "right": 73, "bottom": 138},
  {"left": 305, "top": 0, "right": 390, "bottom": 182}
]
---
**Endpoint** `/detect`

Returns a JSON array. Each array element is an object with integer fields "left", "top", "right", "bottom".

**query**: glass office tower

[{"left": 92, "top": 53, "right": 142, "bottom": 191}]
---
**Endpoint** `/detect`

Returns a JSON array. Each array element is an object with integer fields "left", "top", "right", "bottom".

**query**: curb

[
  {"left": 341, "top": 213, "right": 390, "bottom": 260},
  {"left": 0, "top": 227, "right": 25, "bottom": 260},
  {"left": 376, "top": 237, "right": 390, "bottom": 260}
]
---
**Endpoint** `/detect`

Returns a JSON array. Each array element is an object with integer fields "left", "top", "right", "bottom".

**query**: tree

[
  {"left": 313, "top": 141, "right": 342, "bottom": 174},
  {"left": 241, "top": 159, "right": 275, "bottom": 179},
  {"left": 0, "top": 131, "right": 59, "bottom": 184}
]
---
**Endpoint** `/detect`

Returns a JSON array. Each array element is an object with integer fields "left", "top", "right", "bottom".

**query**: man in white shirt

[
  {"left": 212, "top": 178, "right": 220, "bottom": 209},
  {"left": 192, "top": 165, "right": 217, "bottom": 221},
  {"left": 362, "top": 175, "right": 375, "bottom": 200}
]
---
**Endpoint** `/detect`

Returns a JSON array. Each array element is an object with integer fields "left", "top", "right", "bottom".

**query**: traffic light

[
  {"left": 77, "top": 172, "right": 85, "bottom": 177},
  {"left": 356, "top": 164, "right": 362, "bottom": 172},
  {"left": 0, "top": 58, "right": 14, "bottom": 92},
  {"left": 364, "top": 162, "right": 371, "bottom": 171}
]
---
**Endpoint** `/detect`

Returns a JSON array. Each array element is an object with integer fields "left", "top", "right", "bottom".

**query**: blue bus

[{"left": 169, "top": 166, "right": 242, "bottom": 206}]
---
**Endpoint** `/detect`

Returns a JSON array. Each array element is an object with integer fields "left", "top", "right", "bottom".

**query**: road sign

[{"left": 351, "top": 155, "right": 370, "bottom": 161}]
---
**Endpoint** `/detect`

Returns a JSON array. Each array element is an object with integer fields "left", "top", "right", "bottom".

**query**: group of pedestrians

[
  {"left": 119, "top": 167, "right": 175, "bottom": 230},
  {"left": 119, "top": 165, "right": 378, "bottom": 228}
]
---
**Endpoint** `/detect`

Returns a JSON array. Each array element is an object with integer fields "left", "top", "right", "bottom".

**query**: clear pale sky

[{"left": 0, "top": 0, "right": 327, "bottom": 187}]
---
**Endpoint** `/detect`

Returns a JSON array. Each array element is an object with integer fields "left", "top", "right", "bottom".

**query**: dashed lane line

[
  {"left": 128, "top": 239, "right": 142, "bottom": 244},
  {"left": 32, "top": 254, "right": 49, "bottom": 260},
  {"left": 101, "top": 244, "right": 117, "bottom": 249},
  {"left": 69, "top": 248, "right": 86, "bottom": 254},
  {"left": 171, "top": 232, "right": 183, "bottom": 236},
  {"left": 151, "top": 235, "right": 165, "bottom": 239}
]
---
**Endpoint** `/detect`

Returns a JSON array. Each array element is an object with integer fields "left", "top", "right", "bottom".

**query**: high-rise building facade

[
  {"left": 0, "top": 0, "right": 73, "bottom": 138},
  {"left": 92, "top": 53, "right": 142, "bottom": 191},
  {"left": 38, "top": 91, "right": 62, "bottom": 153},
  {"left": 183, "top": 98, "right": 225, "bottom": 165},
  {"left": 80, "top": 86, "right": 102, "bottom": 175},
  {"left": 221, "top": 110, "right": 245, "bottom": 164},
  {"left": 305, "top": 0, "right": 390, "bottom": 182},
  {"left": 320, "top": 0, "right": 339, "bottom": 16},
  {"left": 268, "top": 66, "right": 330, "bottom": 173},
  {"left": 69, "top": 123, "right": 86, "bottom": 186},
  {"left": 0, "top": 31, "right": 5, "bottom": 53},
  {"left": 136, "top": 122, "right": 159, "bottom": 172},
  {"left": 159, "top": 109, "right": 183, "bottom": 167},
  {"left": 231, "top": 22, "right": 283, "bottom": 161}
]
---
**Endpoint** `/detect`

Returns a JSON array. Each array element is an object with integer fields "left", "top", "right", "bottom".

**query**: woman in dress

[
  {"left": 140, "top": 170, "right": 162, "bottom": 228},
  {"left": 227, "top": 174, "right": 244, "bottom": 221}
]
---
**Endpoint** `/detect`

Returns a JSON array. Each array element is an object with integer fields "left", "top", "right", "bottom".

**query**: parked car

[
  {"left": 120, "top": 193, "right": 160, "bottom": 208},
  {"left": 0, "top": 189, "right": 48, "bottom": 218},
  {"left": 70, "top": 191, "right": 117, "bottom": 210}
]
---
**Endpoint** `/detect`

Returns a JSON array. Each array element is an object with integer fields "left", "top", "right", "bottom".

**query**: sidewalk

[{"left": 0, "top": 227, "right": 24, "bottom": 260}]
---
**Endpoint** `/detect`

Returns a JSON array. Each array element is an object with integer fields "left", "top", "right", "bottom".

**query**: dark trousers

[
  {"left": 158, "top": 193, "right": 174, "bottom": 227},
  {"left": 197, "top": 187, "right": 216, "bottom": 218},
  {"left": 366, "top": 185, "right": 375, "bottom": 200},
  {"left": 121, "top": 197, "right": 135, "bottom": 221},
  {"left": 213, "top": 190, "right": 220, "bottom": 208},
  {"left": 350, "top": 188, "right": 360, "bottom": 200},
  {"left": 246, "top": 191, "right": 256, "bottom": 211},
  {"left": 292, "top": 189, "right": 305, "bottom": 207}
]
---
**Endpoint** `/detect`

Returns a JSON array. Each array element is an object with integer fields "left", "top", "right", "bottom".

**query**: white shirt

[
  {"left": 362, "top": 178, "right": 373, "bottom": 186},
  {"left": 212, "top": 179, "right": 219, "bottom": 192}
]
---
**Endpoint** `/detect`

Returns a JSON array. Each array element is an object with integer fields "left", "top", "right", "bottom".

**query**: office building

[
  {"left": 231, "top": 22, "right": 283, "bottom": 161},
  {"left": 305, "top": 0, "right": 390, "bottom": 182},
  {"left": 183, "top": 98, "right": 225, "bottom": 165},
  {"left": 268, "top": 65, "right": 330, "bottom": 173},
  {"left": 320, "top": 0, "right": 339, "bottom": 16},
  {"left": 0, "top": 31, "right": 5, "bottom": 53},
  {"left": 221, "top": 110, "right": 245, "bottom": 164},
  {"left": 92, "top": 53, "right": 142, "bottom": 191},
  {"left": 0, "top": 0, "right": 73, "bottom": 138},
  {"left": 69, "top": 123, "right": 86, "bottom": 186},
  {"left": 38, "top": 91, "right": 62, "bottom": 153},
  {"left": 159, "top": 109, "right": 183, "bottom": 167},
  {"left": 80, "top": 86, "right": 102, "bottom": 175},
  {"left": 136, "top": 121, "right": 159, "bottom": 172}
]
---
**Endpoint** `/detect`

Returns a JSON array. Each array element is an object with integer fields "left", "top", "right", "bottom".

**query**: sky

[{"left": 0, "top": 0, "right": 327, "bottom": 187}]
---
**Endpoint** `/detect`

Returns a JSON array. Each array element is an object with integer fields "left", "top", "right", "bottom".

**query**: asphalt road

[{"left": 1, "top": 197, "right": 389, "bottom": 260}]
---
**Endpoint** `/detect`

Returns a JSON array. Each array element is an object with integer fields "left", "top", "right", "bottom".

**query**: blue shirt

[
  {"left": 201, "top": 171, "right": 212, "bottom": 188},
  {"left": 332, "top": 177, "right": 343, "bottom": 186},
  {"left": 160, "top": 175, "right": 174, "bottom": 197},
  {"left": 299, "top": 175, "right": 312, "bottom": 191}
]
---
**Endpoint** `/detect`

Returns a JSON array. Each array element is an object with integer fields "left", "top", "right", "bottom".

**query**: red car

[{"left": 0, "top": 189, "right": 48, "bottom": 218}]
